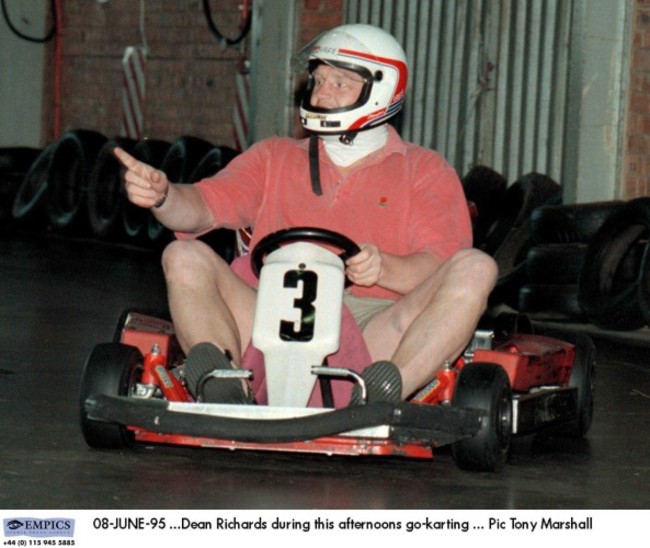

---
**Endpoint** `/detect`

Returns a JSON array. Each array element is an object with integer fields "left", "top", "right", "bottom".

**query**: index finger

[
  {"left": 113, "top": 147, "right": 138, "bottom": 169},
  {"left": 114, "top": 147, "right": 157, "bottom": 181}
]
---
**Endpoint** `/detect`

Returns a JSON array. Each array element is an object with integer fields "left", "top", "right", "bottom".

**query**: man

[{"left": 115, "top": 24, "right": 498, "bottom": 405}]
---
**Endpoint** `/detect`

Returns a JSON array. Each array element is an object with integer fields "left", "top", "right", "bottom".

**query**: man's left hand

[{"left": 346, "top": 244, "right": 382, "bottom": 287}]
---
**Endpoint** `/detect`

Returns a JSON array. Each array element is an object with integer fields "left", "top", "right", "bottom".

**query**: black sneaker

[
  {"left": 184, "top": 342, "right": 253, "bottom": 404},
  {"left": 350, "top": 361, "right": 402, "bottom": 405}
]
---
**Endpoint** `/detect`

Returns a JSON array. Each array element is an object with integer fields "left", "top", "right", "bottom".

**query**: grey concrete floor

[{"left": 1, "top": 231, "right": 649, "bottom": 510}]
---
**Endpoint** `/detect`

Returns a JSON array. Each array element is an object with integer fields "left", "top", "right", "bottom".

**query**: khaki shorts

[{"left": 343, "top": 293, "right": 394, "bottom": 331}]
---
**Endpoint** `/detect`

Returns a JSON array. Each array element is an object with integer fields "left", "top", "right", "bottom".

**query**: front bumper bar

[{"left": 85, "top": 395, "right": 484, "bottom": 447}]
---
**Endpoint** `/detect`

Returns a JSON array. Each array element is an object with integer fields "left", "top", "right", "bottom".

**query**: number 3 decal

[{"left": 280, "top": 269, "right": 318, "bottom": 342}]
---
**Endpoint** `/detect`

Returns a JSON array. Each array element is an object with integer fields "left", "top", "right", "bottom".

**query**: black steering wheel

[{"left": 250, "top": 227, "right": 361, "bottom": 279}]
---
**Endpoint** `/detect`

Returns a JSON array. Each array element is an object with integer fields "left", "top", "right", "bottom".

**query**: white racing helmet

[{"left": 292, "top": 24, "right": 408, "bottom": 136}]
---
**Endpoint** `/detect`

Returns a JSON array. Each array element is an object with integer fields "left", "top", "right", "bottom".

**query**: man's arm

[{"left": 114, "top": 147, "right": 214, "bottom": 234}]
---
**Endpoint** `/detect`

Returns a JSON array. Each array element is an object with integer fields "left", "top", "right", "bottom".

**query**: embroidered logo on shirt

[{"left": 377, "top": 196, "right": 389, "bottom": 207}]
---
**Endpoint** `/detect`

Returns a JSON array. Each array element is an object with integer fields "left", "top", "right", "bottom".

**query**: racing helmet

[{"left": 293, "top": 24, "right": 408, "bottom": 135}]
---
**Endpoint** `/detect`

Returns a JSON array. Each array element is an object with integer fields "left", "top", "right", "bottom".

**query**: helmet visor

[
  {"left": 301, "top": 60, "right": 373, "bottom": 116},
  {"left": 290, "top": 27, "right": 378, "bottom": 73}
]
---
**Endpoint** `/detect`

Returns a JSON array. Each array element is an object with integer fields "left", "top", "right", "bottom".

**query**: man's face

[{"left": 310, "top": 64, "right": 366, "bottom": 109}]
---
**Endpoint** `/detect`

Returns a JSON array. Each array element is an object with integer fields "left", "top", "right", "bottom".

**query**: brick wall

[
  {"left": 625, "top": 0, "right": 650, "bottom": 198},
  {"left": 40, "top": 0, "right": 341, "bottom": 149},
  {"left": 42, "top": 0, "right": 251, "bottom": 148},
  {"left": 299, "top": 0, "right": 343, "bottom": 44}
]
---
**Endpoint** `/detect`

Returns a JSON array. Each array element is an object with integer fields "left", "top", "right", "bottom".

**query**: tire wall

[
  {"left": 463, "top": 166, "right": 650, "bottom": 331},
  {"left": 3, "top": 130, "right": 239, "bottom": 262}
]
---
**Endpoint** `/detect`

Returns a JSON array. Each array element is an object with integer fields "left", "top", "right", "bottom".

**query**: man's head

[{"left": 293, "top": 24, "right": 408, "bottom": 136}]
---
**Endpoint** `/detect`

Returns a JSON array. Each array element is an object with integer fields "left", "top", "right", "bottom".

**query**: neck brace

[{"left": 321, "top": 125, "right": 388, "bottom": 167}]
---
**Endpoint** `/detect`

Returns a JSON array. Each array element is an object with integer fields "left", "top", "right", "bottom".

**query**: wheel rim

[{"left": 496, "top": 390, "right": 513, "bottom": 451}]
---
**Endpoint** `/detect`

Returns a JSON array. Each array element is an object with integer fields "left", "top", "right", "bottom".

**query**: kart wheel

[
  {"left": 79, "top": 343, "right": 143, "bottom": 449},
  {"left": 548, "top": 332, "right": 596, "bottom": 438},
  {"left": 451, "top": 362, "right": 512, "bottom": 472}
]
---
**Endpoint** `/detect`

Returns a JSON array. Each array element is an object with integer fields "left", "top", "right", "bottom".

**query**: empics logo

[{"left": 3, "top": 518, "right": 75, "bottom": 538}]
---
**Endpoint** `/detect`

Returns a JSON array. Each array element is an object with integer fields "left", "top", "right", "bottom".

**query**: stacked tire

[
  {"left": 517, "top": 200, "right": 650, "bottom": 330},
  {"left": 0, "top": 146, "right": 42, "bottom": 230},
  {"left": 87, "top": 136, "right": 139, "bottom": 240},
  {"left": 462, "top": 169, "right": 563, "bottom": 309},
  {"left": 576, "top": 198, "right": 650, "bottom": 330},
  {"left": 46, "top": 129, "right": 108, "bottom": 233},
  {"left": 12, "top": 129, "right": 108, "bottom": 233}
]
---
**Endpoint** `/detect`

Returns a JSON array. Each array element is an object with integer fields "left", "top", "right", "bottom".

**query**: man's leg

[
  {"left": 161, "top": 239, "right": 257, "bottom": 365},
  {"left": 362, "top": 248, "right": 498, "bottom": 399}
]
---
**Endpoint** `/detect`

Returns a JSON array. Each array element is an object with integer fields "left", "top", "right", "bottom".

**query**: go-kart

[{"left": 80, "top": 227, "right": 595, "bottom": 472}]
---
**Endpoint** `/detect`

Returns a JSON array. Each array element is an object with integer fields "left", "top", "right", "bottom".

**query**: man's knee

[
  {"left": 453, "top": 248, "right": 498, "bottom": 278},
  {"left": 162, "top": 239, "right": 227, "bottom": 284},
  {"left": 445, "top": 248, "right": 498, "bottom": 298}
]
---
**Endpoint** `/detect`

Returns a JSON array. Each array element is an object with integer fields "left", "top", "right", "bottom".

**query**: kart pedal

[
  {"left": 184, "top": 342, "right": 253, "bottom": 404},
  {"left": 351, "top": 361, "right": 402, "bottom": 405}
]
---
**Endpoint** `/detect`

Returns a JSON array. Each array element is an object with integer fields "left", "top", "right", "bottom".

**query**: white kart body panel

[{"left": 252, "top": 242, "right": 345, "bottom": 407}]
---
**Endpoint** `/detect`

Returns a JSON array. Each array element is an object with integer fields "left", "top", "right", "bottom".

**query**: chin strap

[
  {"left": 309, "top": 134, "right": 323, "bottom": 196},
  {"left": 309, "top": 131, "right": 359, "bottom": 196}
]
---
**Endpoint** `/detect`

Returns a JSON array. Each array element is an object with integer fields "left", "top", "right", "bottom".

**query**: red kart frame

[{"left": 81, "top": 310, "right": 594, "bottom": 472}]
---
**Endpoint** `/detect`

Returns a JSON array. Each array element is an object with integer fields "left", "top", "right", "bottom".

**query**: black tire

[
  {"left": 121, "top": 139, "right": 171, "bottom": 242},
  {"left": 518, "top": 283, "right": 585, "bottom": 320},
  {"left": 526, "top": 243, "right": 588, "bottom": 285},
  {"left": 642, "top": 248, "right": 650, "bottom": 328},
  {"left": 489, "top": 221, "right": 532, "bottom": 308},
  {"left": 578, "top": 197, "right": 650, "bottom": 331},
  {"left": 0, "top": 147, "right": 41, "bottom": 174},
  {"left": 560, "top": 332, "right": 596, "bottom": 437},
  {"left": 482, "top": 172, "right": 562, "bottom": 255},
  {"left": 79, "top": 342, "right": 143, "bottom": 449},
  {"left": 530, "top": 201, "right": 624, "bottom": 245},
  {"left": 146, "top": 212, "right": 172, "bottom": 248},
  {"left": 46, "top": 129, "right": 108, "bottom": 233},
  {"left": 160, "top": 135, "right": 215, "bottom": 184},
  {"left": 1, "top": 170, "right": 30, "bottom": 231},
  {"left": 451, "top": 362, "right": 513, "bottom": 472},
  {"left": 461, "top": 165, "right": 507, "bottom": 248},
  {"left": 11, "top": 143, "right": 57, "bottom": 224},
  {"left": 187, "top": 146, "right": 239, "bottom": 183},
  {"left": 87, "top": 137, "right": 137, "bottom": 239}
]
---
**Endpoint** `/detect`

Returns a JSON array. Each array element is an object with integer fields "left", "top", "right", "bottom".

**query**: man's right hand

[{"left": 114, "top": 147, "right": 170, "bottom": 209}]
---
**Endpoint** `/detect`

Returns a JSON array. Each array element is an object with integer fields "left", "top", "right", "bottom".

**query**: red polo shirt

[{"left": 181, "top": 126, "right": 471, "bottom": 300}]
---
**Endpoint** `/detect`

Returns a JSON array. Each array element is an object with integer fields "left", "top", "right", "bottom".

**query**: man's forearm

[
  {"left": 152, "top": 183, "right": 215, "bottom": 234},
  {"left": 377, "top": 251, "right": 441, "bottom": 295}
]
